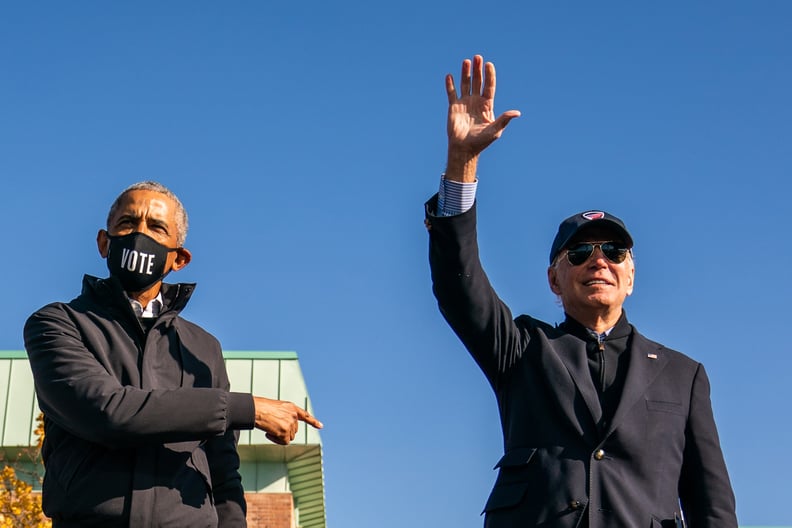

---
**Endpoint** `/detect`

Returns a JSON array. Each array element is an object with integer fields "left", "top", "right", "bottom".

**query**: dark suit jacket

[{"left": 426, "top": 197, "right": 737, "bottom": 527}]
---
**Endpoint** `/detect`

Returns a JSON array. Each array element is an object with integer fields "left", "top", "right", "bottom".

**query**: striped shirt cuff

[{"left": 437, "top": 176, "right": 477, "bottom": 216}]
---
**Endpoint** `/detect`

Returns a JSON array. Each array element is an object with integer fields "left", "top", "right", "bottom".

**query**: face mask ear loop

[{"left": 157, "top": 247, "right": 181, "bottom": 282}]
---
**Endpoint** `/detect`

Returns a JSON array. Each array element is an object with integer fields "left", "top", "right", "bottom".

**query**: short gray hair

[{"left": 106, "top": 181, "right": 189, "bottom": 246}]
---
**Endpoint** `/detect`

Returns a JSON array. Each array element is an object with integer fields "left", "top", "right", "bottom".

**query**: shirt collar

[
  {"left": 128, "top": 292, "right": 164, "bottom": 318},
  {"left": 560, "top": 310, "right": 631, "bottom": 342}
]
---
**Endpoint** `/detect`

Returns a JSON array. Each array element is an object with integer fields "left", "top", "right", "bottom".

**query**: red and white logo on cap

[{"left": 582, "top": 211, "right": 605, "bottom": 220}]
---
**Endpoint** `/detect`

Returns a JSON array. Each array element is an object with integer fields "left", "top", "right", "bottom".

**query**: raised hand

[
  {"left": 253, "top": 396, "right": 323, "bottom": 445},
  {"left": 445, "top": 55, "right": 520, "bottom": 182}
]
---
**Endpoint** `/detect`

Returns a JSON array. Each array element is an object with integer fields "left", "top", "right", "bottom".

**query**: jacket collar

[
  {"left": 559, "top": 310, "right": 632, "bottom": 342},
  {"left": 81, "top": 275, "right": 196, "bottom": 316}
]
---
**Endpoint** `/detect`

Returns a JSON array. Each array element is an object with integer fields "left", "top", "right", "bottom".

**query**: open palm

[{"left": 446, "top": 55, "right": 520, "bottom": 157}]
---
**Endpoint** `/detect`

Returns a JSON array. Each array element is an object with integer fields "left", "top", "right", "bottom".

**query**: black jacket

[
  {"left": 24, "top": 276, "right": 255, "bottom": 527},
  {"left": 426, "top": 198, "right": 737, "bottom": 527}
]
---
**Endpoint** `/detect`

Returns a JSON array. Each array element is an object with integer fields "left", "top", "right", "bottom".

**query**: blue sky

[{"left": 2, "top": 2, "right": 791, "bottom": 526}]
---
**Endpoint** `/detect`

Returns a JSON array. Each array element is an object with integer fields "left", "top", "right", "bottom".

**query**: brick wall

[
  {"left": 245, "top": 492, "right": 294, "bottom": 528},
  {"left": 28, "top": 490, "right": 295, "bottom": 527}
]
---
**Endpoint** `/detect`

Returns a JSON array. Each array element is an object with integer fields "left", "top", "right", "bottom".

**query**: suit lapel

[
  {"left": 602, "top": 330, "right": 668, "bottom": 438},
  {"left": 546, "top": 333, "right": 603, "bottom": 431}
]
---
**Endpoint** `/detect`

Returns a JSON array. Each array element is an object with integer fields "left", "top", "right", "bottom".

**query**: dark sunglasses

[{"left": 563, "top": 241, "right": 630, "bottom": 266}]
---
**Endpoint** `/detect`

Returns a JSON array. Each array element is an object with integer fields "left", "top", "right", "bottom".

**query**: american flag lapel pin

[{"left": 647, "top": 353, "right": 658, "bottom": 359}]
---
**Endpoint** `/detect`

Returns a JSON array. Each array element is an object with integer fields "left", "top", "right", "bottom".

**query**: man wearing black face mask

[
  {"left": 105, "top": 231, "right": 179, "bottom": 293},
  {"left": 24, "top": 181, "right": 322, "bottom": 527}
]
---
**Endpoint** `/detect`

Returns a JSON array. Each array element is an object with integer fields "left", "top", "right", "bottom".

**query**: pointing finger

[{"left": 297, "top": 408, "right": 324, "bottom": 429}]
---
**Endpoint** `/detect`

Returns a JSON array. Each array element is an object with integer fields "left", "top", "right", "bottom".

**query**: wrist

[{"left": 445, "top": 148, "right": 478, "bottom": 183}]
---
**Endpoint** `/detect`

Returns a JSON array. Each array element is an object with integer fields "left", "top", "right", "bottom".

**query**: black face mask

[{"left": 106, "top": 232, "right": 179, "bottom": 293}]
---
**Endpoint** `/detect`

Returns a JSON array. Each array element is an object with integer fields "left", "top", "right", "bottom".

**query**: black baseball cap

[{"left": 549, "top": 210, "right": 633, "bottom": 264}]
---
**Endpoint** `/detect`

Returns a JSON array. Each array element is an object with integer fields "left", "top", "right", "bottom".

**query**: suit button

[
  {"left": 594, "top": 449, "right": 605, "bottom": 460},
  {"left": 569, "top": 500, "right": 581, "bottom": 510}
]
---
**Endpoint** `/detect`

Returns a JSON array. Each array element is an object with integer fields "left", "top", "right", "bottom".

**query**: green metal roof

[
  {"left": 223, "top": 351, "right": 326, "bottom": 528},
  {"left": 0, "top": 350, "right": 325, "bottom": 528},
  {"left": 0, "top": 351, "right": 39, "bottom": 447}
]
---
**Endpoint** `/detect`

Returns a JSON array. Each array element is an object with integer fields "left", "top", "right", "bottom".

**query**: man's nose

[{"left": 589, "top": 246, "right": 609, "bottom": 266}]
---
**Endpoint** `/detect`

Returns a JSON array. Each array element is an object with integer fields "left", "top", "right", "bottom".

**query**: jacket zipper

[{"left": 597, "top": 336, "right": 606, "bottom": 391}]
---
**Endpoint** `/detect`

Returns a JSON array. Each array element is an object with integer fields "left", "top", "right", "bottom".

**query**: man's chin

[{"left": 583, "top": 295, "right": 620, "bottom": 309}]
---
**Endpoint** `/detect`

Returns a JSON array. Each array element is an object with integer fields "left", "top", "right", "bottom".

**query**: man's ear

[
  {"left": 547, "top": 266, "right": 562, "bottom": 295},
  {"left": 97, "top": 229, "right": 110, "bottom": 258},
  {"left": 626, "top": 264, "right": 635, "bottom": 296},
  {"left": 170, "top": 247, "right": 192, "bottom": 272}
]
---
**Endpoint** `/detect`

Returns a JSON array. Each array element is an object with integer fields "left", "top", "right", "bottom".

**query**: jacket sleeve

[
  {"left": 426, "top": 195, "right": 529, "bottom": 384},
  {"left": 206, "top": 360, "right": 248, "bottom": 527},
  {"left": 678, "top": 364, "right": 738, "bottom": 527},
  {"left": 24, "top": 302, "right": 255, "bottom": 448}
]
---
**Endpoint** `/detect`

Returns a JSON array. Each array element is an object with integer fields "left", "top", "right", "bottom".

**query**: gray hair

[{"left": 106, "top": 181, "right": 189, "bottom": 246}]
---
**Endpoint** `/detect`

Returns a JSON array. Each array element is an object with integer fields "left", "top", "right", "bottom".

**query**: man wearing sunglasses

[{"left": 425, "top": 55, "right": 737, "bottom": 527}]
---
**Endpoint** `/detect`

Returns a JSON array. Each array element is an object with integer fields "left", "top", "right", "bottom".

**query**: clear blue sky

[{"left": 2, "top": 2, "right": 791, "bottom": 526}]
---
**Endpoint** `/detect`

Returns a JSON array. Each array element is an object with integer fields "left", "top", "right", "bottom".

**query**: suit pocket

[
  {"left": 483, "top": 481, "right": 531, "bottom": 512},
  {"left": 493, "top": 447, "right": 538, "bottom": 469},
  {"left": 645, "top": 399, "right": 685, "bottom": 416},
  {"left": 485, "top": 448, "right": 537, "bottom": 512}
]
